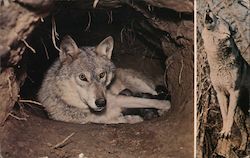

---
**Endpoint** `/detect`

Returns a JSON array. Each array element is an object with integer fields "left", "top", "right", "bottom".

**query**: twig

[
  {"left": 242, "top": 43, "right": 250, "bottom": 54},
  {"left": 197, "top": 79, "right": 211, "bottom": 105},
  {"left": 51, "top": 16, "right": 61, "bottom": 52},
  {"left": 93, "top": 0, "right": 99, "bottom": 8},
  {"left": 147, "top": 4, "right": 153, "bottom": 11},
  {"left": 166, "top": 59, "right": 174, "bottom": 70},
  {"left": 120, "top": 27, "right": 125, "bottom": 43},
  {"left": 163, "top": 66, "right": 168, "bottom": 89},
  {"left": 164, "top": 55, "right": 174, "bottom": 88},
  {"left": 178, "top": 59, "right": 184, "bottom": 85},
  {"left": 22, "top": 102, "right": 43, "bottom": 112},
  {"left": 41, "top": 38, "right": 49, "bottom": 60},
  {"left": 85, "top": 12, "right": 91, "bottom": 32},
  {"left": 21, "top": 39, "right": 36, "bottom": 53},
  {"left": 18, "top": 99, "right": 42, "bottom": 106},
  {"left": 8, "top": 113, "right": 27, "bottom": 121},
  {"left": 16, "top": 102, "right": 30, "bottom": 118},
  {"left": 40, "top": 17, "right": 44, "bottom": 22},
  {"left": 53, "top": 132, "right": 75, "bottom": 149},
  {"left": 197, "top": 91, "right": 210, "bottom": 157},
  {"left": 203, "top": 84, "right": 212, "bottom": 96},
  {"left": 107, "top": 10, "right": 113, "bottom": 24},
  {"left": 53, "top": 17, "right": 59, "bottom": 40},
  {"left": 7, "top": 74, "right": 13, "bottom": 98}
]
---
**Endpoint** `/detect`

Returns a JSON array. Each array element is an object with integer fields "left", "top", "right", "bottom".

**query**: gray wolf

[
  {"left": 202, "top": 8, "right": 250, "bottom": 150},
  {"left": 38, "top": 35, "right": 171, "bottom": 124}
]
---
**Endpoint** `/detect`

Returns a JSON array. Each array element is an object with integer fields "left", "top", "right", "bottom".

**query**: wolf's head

[
  {"left": 204, "top": 8, "right": 218, "bottom": 30},
  {"left": 56, "top": 36, "right": 115, "bottom": 112},
  {"left": 203, "top": 7, "right": 231, "bottom": 40}
]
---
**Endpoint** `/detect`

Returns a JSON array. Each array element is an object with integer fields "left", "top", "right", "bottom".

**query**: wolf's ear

[
  {"left": 96, "top": 36, "right": 114, "bottom": 59},
  {"left": 59, "top": 35, "right": 79, "bottom": 62}
]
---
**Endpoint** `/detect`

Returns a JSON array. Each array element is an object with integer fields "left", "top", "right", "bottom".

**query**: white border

[{"left": 194, "top": 0, "right": 197, "bottom": 157}]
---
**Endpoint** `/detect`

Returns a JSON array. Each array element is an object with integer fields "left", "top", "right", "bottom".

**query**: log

[
  {"left": 0, "top": 1, "right": 53, "bottom": 124},
  {"left": 0, "top": 68, "right": 19, "bottom": 125}
]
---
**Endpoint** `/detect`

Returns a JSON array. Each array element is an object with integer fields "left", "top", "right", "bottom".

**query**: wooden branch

[
  {"left": 0, "top": 68, "right": 19, "bottom": 125},
  {"left": 53, "top": 132, "right": 75, "bottom": 149}
]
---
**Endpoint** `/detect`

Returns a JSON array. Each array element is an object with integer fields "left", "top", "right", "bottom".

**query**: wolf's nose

[{"left": 95, "top": 98, "right": 107, "bottom": 108}]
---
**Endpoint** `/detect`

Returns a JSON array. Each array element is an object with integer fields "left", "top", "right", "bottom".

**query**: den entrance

[{"left": 0, "top": 1, "right": 194, "bottom": 157}]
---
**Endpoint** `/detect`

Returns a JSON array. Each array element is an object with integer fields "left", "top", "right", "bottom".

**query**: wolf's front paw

[
  {"left": 124, "top": 115, "right": 143, "bottom": 124},
  {"left": 161, "top": 100, "right": 171, "bottom": 111},
  {"left": 219, "top": 128, "right": 231, "bottom": 138},
  {"left": 157, "top": 101, "right": 171, "bottom": 116},
  {"left": 158, "top": 109, "right": 166, "bottom": 116}
]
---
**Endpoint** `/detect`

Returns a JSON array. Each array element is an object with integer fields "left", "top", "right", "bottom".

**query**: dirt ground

[
  {"left": 0, "top": 7, "right": 194, "bottom": 158},
  {"left": 0, "top": 103, "right": 193, "bottom": 158}
]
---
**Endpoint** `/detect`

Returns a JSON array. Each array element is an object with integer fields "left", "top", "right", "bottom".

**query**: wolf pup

[
  {"left": 202, "top": 8, "right": 250, "bottom": 149},
  {"left": 38, "top": 36, "right": 171, "bottom": 124}
]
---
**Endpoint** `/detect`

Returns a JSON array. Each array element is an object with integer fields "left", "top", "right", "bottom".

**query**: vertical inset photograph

[
  {"left": 0, "top": 0, "right": 194, "bottom": 157},
  {"left": 196, "top": 0, "right": 250, "bottom": 157}
]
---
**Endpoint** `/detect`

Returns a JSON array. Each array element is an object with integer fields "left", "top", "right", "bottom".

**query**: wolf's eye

[
  {"left": 79, "top": 73, "right": 87, "bottom": 81},
  {"left": 99, "top": 72, "right": 106, "bottom": 79}
]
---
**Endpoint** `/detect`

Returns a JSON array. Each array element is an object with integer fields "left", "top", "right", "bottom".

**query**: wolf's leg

[
  {"left": 49, "top": 111, "right": 88, "bottom": 124},
  {"left": 114, "top": 115, "right": 144, "bottom": 124},
  {"left": 107, "top": 93, "right": 171, "bottom": 111},
  {"left": 122, "top": 115, "right": 144, "bottom": 124},
  {"left": 91, "top": 115, "right": 143, "bottom": 124},
  {"left": 215, "top": 89, "right": 228, "bottom": 136},
  {"left": 109, "top": 79, "right": 126, "bottom": 95},
  {"left": 223, "top": 89, "right": 240, "bottom": 137},
  {"left": 112, "top": 69, "right": 157, "bottom": 95},
  {"left": 234, "top": 106, "right": 248, "bottom": 152}
]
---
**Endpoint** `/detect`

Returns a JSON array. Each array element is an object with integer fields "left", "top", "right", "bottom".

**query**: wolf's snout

[
  {"left": 95, "top": 98, "right": 107, "bottom": 108},
  {"left": 205, "top": 14, "right": 213, "bottom": 24}
]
